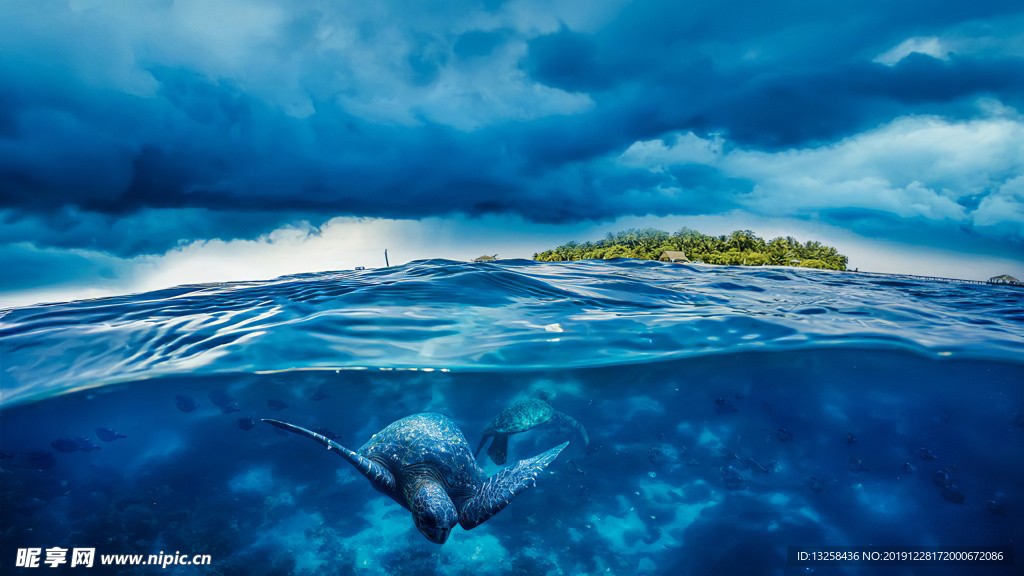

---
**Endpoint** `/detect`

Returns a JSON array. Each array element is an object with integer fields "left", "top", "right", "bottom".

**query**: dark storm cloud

[
  {"left": 0, "top": 243, "right": 123, "bottom": 292},
  {"left": 0, "top": 207, "right": 307, "bottom": 256},
  {"left": 0, "top": 0, "right": 1022, "bottom": 261},
  {"left": 523, "top": 14, "right": 1024, "bottom": 147}
]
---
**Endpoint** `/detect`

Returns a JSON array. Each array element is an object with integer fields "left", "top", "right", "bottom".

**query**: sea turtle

[
  {"left": 476, "top": 398, "right": 589, "bottom": 465},
  {"left": 264, "top": 413, "right": 567, "bottom": 544}
]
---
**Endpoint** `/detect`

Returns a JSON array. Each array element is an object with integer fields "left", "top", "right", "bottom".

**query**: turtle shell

[
  {"left": 359, "top": 413, "right": 483, "bottom": 497},
  {"left": 483, "top": 398, "right": 555, "bottom": 435}
]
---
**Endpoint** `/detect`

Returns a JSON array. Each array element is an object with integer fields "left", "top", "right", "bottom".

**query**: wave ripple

[{"left": 2, "top": 259, "right": 1022, "bottom": 406}]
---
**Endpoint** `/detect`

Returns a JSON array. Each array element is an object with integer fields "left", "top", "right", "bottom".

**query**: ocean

[{"left": 1, "top": 259, "right": 1022, "bottom": 575}]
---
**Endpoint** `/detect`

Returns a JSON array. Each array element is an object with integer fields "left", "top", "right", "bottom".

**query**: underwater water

[{"left": 1, "top": 259, "right": 1022, "bottom": 575}]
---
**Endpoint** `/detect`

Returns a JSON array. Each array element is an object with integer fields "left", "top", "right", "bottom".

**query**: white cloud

[
  {"left": 874, "top": 36, "right": 952, "bottom": 66},
  {"left": 619, "top": 105, "right": 1024, "bottom": 226},
  {"left": 620, "top": 133, "right": 724, "bottom": 171},
  {"left": 874, "top": 13, "right": 1024, "bottom": 66},
  {"left": 2, "top": 0, "right": 606, "bottom": 128},
  {"left": 334, "top": 36, "right": 594, "bottom": 129},
  {"left": 973, "top": 175, "right": 1024, "bottom": 239}
]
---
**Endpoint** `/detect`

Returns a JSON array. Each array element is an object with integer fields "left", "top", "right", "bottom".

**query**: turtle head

[{"left": 411, "top": 481, "right": 458, "bottom": 544}]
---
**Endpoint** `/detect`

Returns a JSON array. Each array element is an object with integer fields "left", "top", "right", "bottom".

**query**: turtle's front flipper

[
  {"left": 459, "top": 441, "right": 568, "bottom": 530},
  {"left": 554, "top": 411, "right": 589, "bottom": 449},
  {"left": 262, "top": 419, "right": 395, "bottom": 494}
]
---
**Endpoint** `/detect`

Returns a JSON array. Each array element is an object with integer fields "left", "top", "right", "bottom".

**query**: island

[{"left": 532, "top": 228, "right": 849, "bottom": 271}]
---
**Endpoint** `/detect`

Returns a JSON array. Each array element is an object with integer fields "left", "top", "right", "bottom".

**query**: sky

[{"left": 1, "top": 0, "right": 1023, "bottom": 307}]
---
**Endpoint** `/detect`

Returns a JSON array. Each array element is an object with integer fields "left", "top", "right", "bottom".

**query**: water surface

[{"left": 2, "top": 260, "right": 1022, "bottom": 575}]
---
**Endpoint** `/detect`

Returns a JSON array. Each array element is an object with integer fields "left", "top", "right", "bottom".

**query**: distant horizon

[{"left": 3, "top": 217, "right": 1020, "bottom": 309}]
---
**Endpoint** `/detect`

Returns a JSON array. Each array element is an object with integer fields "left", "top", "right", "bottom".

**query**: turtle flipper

[
  {"left": 458, "top": 441, "right": 568, "bottom": 530},
  {"left": 262, "top": 419, "right": 396, "bottom": 494},
  {"left": 486, "top": 433, "right": 510, "bottom": 465},
  {"left": 474, "top": 434, "right": 491, "bottom": 458},
  {"left": 554, "top": 412, "right": 589, "bottom": 449}
]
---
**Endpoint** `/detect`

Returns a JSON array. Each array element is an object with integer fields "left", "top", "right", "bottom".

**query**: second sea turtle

[{"left": 476, "top": 398, "right": 589, "bottom": 465}]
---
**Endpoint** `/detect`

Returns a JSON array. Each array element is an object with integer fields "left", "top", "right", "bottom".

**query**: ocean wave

[{"left": 1, "top": 259, "right": 1022, "bottom": 407}]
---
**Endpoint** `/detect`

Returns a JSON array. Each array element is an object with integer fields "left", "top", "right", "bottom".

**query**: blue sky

[{"left": 1, "top": 0, "right": 1022, "bottom": 306}]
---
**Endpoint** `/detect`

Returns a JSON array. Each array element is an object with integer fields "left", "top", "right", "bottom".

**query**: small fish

[
  {"left": 777, "top": 428, "right": 794, "bottom": 442},
  {"left": 267, "top": 399, "right": 289, "bottom": 411},
  {"left": 714, "top": 398, "right": 738, "bottom": 414},
  {"left": 648, "top": 447, "right": 669, "bottom": 467},
  {"left": 312, "top": 427, "right": 341, "bottom": 440},
  {"left": 1, "top": 450, "right": 15, "bottom": 460},
  {"left": 846, "top": 433, "right": 857, "bottom": 445},
  {"left": 918, "top": 448, "right": 938, "bottom": 461},
  {"left": 74, "top": 437, "right": 101, "bottom": 452},
  {"left": 933, "top": 469, "right": 952, "bottom": 487},
  {"left": 848, "top": 458, "right": 869, "bottom": 473},
  {"left": 721, "top": 466, "right": 746, "bottom": 490},
  {"left": 51, "top": 439, "right": 79, "bottom": 453},
  {"left": 941, "top": 484, "right": 965, "bottom": 504},
  {"left": 986, "top": 499, "right": 1008, "bottom": 515},
  {"left": 95, "top": 428, "right": 126, "bottom": 442},
  {"left": 27, "top": 451, "right": 56, "bottom": 469},
  {"left": 903, "top": 462, "right": 916, "bottom": 474},
  {"left": 566, "top": 459, "right": 585, "bottom": 475},
  {"left": 208, "top": 390, "right": 240, "bottom": 414},
  {"left": 806, "top": 476, "right": 826, "bottom": 493},
  {"left": 175, "top": 395, "right": 197, "bottom": 412},
  {"left": 237, "top": 417, "right": 255, "bottom": 431},
  {"left": 311, "top": 387, "right": 331, "bottom": 401}
]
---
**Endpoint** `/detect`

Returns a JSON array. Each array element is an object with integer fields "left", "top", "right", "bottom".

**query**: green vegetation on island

[{"left": 532, "top": 228, "right": 849, "bottom": 271}]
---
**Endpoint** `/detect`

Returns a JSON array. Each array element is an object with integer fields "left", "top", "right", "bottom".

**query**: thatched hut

[
  {"left": 989, "top": 274, "right": 1022, "bottom": 285},
  {"left": 658, "top": 250, "right": 689, "bottom": 263}
]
